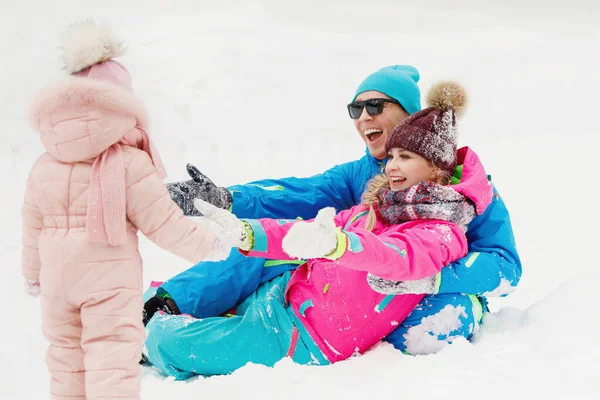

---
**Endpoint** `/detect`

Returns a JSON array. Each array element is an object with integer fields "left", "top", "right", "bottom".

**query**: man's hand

[{"left": 166, "top": 164, "right": 232, "bottom": 217}]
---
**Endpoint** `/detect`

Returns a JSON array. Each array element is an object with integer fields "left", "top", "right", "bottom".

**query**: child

[
  {"left": 142, "top": 81, "right": 494, "bottom": 379},
  {"left": 21, "top": 21, "right": 244, "bottom": 400}
]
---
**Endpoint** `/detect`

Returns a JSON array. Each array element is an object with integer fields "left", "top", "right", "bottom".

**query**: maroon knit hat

[{"left": 385, "top": 82, "right": 467, "bottom": 174}]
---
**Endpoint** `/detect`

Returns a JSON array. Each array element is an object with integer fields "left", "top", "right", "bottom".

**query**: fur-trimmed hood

[{"left": 29, "top": 77, "right": 149, "bottom": 163}]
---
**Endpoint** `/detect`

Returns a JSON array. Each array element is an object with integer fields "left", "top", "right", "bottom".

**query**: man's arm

[
  {"left": 168, "top": 155, "right": 376, "bottom": 220},
  {"left": 437, "top": 186, "right": 522, "bottom": 296},
  {"left": 229, "top": 163, "right": 360, "bottom": 219}
]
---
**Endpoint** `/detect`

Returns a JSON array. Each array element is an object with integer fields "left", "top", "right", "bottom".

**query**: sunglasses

[{"left": 347, "top": 98, "right": 401, "bottom": 119}]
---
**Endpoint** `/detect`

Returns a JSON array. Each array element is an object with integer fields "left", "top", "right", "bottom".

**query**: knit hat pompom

[
  {"left": 61, "top": 20, "right": 126, "bottom": 74},
  {"left": 425, "top": 81, "right": 467, "bottom": 118}
]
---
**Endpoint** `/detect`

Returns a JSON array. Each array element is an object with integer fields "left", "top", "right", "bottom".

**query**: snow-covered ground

[{"left": 1, "top": 1, "right": 599, "bottom": 399}]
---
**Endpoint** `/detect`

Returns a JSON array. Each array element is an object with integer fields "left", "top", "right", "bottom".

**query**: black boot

[
  {"left": 143, "top": 295, "right": 181, "bottom": 326},
  {"left": 140, "top": 295, "right": 181, "bottom": 365}
]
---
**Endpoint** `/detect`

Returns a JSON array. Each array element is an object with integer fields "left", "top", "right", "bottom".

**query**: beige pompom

[
  {"left": 61, "top": 19, "right": 126, "bottom": 74},
  {"left": 426, "top": 81, "right": 468, "bottom": 117}
]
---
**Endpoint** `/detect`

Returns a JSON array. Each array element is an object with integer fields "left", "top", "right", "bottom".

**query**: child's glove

[
  {"left": 166, "top": 164, "right": 232, "bottom": 217},
  {"left": 24, "top": 279, "right": 41, "bottom": 297},
  {"left": 194, "top": 199, "right": 253, "bottom": 261},
  {"left": 282, "top": 207, "right": 339, "bottom": 259},
  {"left": 367, "top": 273, "right": 440, "bottom": 295}
]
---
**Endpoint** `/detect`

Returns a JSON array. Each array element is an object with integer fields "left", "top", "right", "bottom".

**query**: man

[{"left": 146, "top": 65, "right": 521, "bottom": 355}]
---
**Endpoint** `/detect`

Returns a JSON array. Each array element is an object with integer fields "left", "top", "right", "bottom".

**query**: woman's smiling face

[{"left": 385, "top": 148, "right": 435, "bottom": 191}]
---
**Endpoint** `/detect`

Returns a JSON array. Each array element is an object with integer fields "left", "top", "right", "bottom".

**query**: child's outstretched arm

[
  {"left": 21, "top": 169, "right": 43, "bottom": 296},
  {"left": 125, "top": 151, "right": 219, "bottom": 264}
]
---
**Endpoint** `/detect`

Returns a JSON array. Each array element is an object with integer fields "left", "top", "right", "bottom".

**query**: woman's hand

[
  {"left": 282, "top": 207, "right": 338, "bottom": 259},
  {"left": 367, "top": 273, "right": 440, "bottom": 295}
]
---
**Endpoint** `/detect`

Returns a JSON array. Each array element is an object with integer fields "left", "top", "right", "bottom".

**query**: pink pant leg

[
  {"left": 41, "top": 294, "right": 85, "bottom": 400},
  {"left": 78, "top": 259, "right": 144, "bottom": 400}
]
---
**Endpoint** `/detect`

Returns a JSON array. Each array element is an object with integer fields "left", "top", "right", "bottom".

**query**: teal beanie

[{"left": 352, "top": 65, "right": 421, "bottom": 115}]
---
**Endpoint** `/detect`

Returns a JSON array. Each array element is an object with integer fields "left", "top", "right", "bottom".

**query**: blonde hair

[{"left": 361, "top": 163, "right": 451, "bottom": 231}]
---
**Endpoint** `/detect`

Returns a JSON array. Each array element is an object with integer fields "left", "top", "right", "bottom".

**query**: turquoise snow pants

[
  {"left": 151, "top": 249, "right": 483, "bottom": 365},
  {"left": 144, "top": 271, "right": 327, "bottom": 379}
]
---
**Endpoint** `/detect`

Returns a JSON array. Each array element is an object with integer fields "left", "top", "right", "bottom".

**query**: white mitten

[
  {"left": 282, "top": 207, "right": 338, "bottom": 259},
  {"left": 367, "top": 273, "right": 440, "bottom": 295},
  {"left": 194, "top": 199, "right": 253, "bottom": 261},
  {"left": 24, "top": 279, "right": 41, "bottom": 297}
]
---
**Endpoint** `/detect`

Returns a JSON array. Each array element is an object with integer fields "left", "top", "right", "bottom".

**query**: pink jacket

[
  {"left": 22, "top": 77, "right": 216, "bottom": 281},
  {"left": 246, "top": 148, "right": 492, "bottom": 362}
]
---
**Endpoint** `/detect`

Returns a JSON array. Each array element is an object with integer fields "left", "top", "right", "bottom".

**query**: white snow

[{"left": 1, "top": 1, "right": 599, "bottom": 399}]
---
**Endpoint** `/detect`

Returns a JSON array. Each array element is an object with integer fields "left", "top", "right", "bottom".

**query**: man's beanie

[
  {"left": 385, "top": 82, "right": 467, "bottom": 174},
  {"left": 352, "top": 65, "right": 421, "bottom": 115}
]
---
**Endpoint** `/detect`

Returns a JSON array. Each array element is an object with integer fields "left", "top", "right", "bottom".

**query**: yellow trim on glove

[
  {"left": 324, "top": 229, "right": 347, "bottom": 260},
  {"left": 239, "top": 221, "right": 255, "bottom": 252}
]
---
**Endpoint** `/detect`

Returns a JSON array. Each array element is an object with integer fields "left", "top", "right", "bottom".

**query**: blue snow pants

[
  {"left": 153, "top": 249, "right": 483, "bottom": 360},
  {"left": 144, "top": 271, "right": 328, "bottom": 379}
]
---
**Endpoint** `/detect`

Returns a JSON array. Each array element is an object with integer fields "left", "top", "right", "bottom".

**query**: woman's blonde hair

[{"left": 361, "top": 163, "right": 451, "bottom": 231}]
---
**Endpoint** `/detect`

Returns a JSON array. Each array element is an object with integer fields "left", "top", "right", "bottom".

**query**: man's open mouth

[{"left": 364, "top": 128, "right": 383, "bottom": 142}]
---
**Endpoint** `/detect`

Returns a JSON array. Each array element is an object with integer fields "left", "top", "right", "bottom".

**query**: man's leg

[
  {"left": 384, "top": 293, "right": 484, "bottom": 355},
  {"left": 147, "top": 249, "right": 303, "bottom": 319}
]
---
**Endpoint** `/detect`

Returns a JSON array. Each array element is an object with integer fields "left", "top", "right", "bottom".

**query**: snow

[{"left": 1, "top": 0, "right": 599, "bottom": 399}]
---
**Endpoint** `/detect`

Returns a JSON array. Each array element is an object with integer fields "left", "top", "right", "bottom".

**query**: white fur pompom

[{"left": 61, "top": 20, "right": 126, "bottom": 73}]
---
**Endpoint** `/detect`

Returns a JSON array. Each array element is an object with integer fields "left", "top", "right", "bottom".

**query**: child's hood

[
  {"left": 451, "top": 146, "right": 493, "bottom": 214},
  {"left": 29, "top": 77, "right": 149, "bottom": 163}
]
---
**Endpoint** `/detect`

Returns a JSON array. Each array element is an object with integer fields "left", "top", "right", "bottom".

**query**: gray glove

[
  {"left": 367, "top": 273, "right": 440, "bottom": 295},
  {"left": 166, "top": 164, "right": 232, "bottom": 217}
]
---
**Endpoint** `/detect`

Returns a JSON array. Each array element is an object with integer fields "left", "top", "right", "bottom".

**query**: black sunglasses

[{"left": 347, "top": 98, "right": 401, "bottom": 119}]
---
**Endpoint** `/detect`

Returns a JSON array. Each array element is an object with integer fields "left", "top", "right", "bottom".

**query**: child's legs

[
  {"left": 159, "top": 248, "right": 301, "bottom": 317},
  {"left": 76, "top": 260, "right": 144, "bottom": 400},
  {"left": 384, "top": 293, "right": 483, "bottom": 355},
  {"left": 41, "top": 295, "right": 85, "bottom": 400},
  {"left": 145, "top": 272, "right": 299, "bottom": 378}
]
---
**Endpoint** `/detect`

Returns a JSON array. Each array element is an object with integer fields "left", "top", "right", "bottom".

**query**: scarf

[
  {"left": 377, "top": 181, "right": 475, "bottom": 230},
  {"left": 87, "top": 127, "right": 167, "bottom": 246}
]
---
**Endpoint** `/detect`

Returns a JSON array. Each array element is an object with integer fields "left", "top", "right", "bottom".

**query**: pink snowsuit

[{"left": 22, "top": 77, "right": 217, "bottom": 400}]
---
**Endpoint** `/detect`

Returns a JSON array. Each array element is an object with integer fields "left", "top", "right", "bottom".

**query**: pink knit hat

[
  {"left": 63, "top": 20, "right": 166, "bottom": 246},
  {"left": 75, "top": 59, "right": 132, "bottom": 90}
]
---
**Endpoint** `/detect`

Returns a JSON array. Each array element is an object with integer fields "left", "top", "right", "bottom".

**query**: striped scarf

[{"left": 377, "top": 181, "right": 475, "bottom": 230}]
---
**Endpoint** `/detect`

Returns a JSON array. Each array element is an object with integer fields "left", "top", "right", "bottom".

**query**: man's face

[{"left": 352, "top": 91, "right": 410, "bottom": 160}]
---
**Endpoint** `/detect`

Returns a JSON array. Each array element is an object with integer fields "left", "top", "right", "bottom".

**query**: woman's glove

[
  {"left": 24, "top": 279, "right": 41, "bottom": 297},
  {"left": 166, "top": 164, "right": 232, "bottom": 217},
  {"left": 367, "top": 273, "right": 440, "bottom": 295},
  {"left": 194, "top": 199, "right": 253, "bottom": 261},
  {"left": 282, "top": 207, "right": 339, "bottom": 259}
]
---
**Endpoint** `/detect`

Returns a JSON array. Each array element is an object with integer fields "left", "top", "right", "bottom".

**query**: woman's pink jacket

[{"left": 245, "top": 147, "right": 492, "bottom": 362}]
